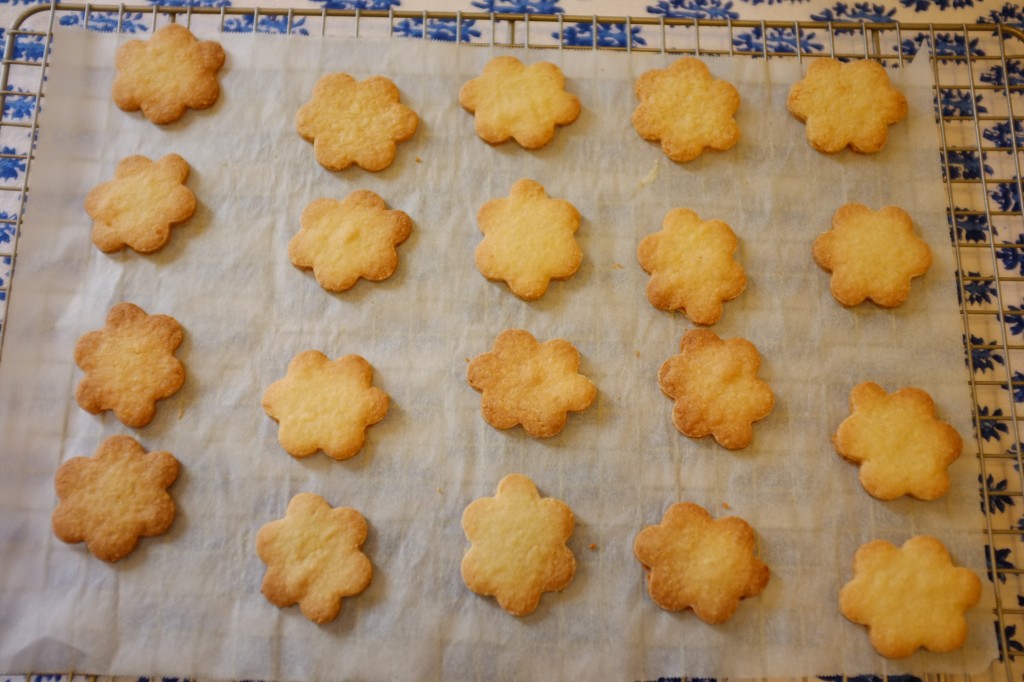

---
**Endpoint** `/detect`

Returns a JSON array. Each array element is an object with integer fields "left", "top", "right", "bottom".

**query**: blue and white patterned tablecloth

[{"left": 0, "top": 2, "right": 1022, "bottom": 682}]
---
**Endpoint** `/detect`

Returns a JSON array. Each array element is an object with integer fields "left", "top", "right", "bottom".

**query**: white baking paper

[{"left": 0, "top": 26, "right": 999, "bottom": 680}]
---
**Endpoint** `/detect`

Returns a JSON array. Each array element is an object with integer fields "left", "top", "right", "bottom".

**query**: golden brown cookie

[
  {"left": 839, "top": 535, "right": 981, "bottom": 659},
  {"left": 52, "top": 435, "right": 179, "bottom": 562},
  {"left": 112, "top": 23, "right": 225, "bottom": 125},
  {"left": 459, "top": 56, "right": 580, "bottom": 149},
  {"left": 289, "top": 191, "right": 412, "bottom": 292},
  {"left": 296, "top": 72, "right": 419, "bottom": 172},
  {"left": 658, "top": 329, "right": 773, "bottom": 450},
  {"left": 461, "top": 473, "right": 575, "bottom": 616},
  {"left": 637, "top": 208, "right": 746, "bottom": 325},
  {"left": 261, "top": 350, "right": 389, "bottom": 460},
  {"left": 84, "top": 154, "right": 196, "bottom": 254},
  {"left": 632, "top": 57, "right": 740, "bottom": 163},
  {"left": 467, "top": 329, "right": 596, "bottom": 438},
  {"left": 813, "top": 203, "right": 932, "bottom": 308},
  {"left": 787, "top": 58, "right": 908, "bottom": 154},
  {"left": 475, "top": 178, "right": 582, "bottom": 301},
  {"left": 633, "top": 502, "right": 769, "bottom": 623},
  {"left": 833, "top": 382, "right": 963, "bottom": 501},
  {"left": 74, "top": 302, "right": 186, "bottom": 428},
  {"left": 256, "top": 492, "right": 372, "bottom": 624}
]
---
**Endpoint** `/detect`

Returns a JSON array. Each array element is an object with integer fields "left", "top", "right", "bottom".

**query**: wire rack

[{"left": 0, "top": 5, "right": 1022, "bottom": 682}]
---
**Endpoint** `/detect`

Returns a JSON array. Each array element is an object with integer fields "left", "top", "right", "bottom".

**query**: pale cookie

[
  {"left": 467, "top": 329, "right": 596, "bottom": 438},
  {"left": 74, "top": 302, "right": 185, "bottom": 428},
  {"left": 84, "top": 154, "right": 196, "bottom": 254},
  {"left": 289, "top": 191, "right": 412, "bottom": 292},
  {"left": 658, "top": 329, "right": 773, "bottom": 450},
  {"left": 637, "top": 208, "right": 746, "bottom": 325},
  {"left": 256, "top": 492, "right": 372, "bottom": 624},
  {"left": 52, "top": 435, "right": 179, "bottom": 562},
  {"left": 840, "top": 535, "right": 981, "bottom": 659},
  {"left": 813, "top": 203, "right": 932, "bottom": 307},
  {"left": 633, "top": 502, "right": 769, "bottom": 623},
  {"left": 475, "top": 178, "right": 582, "bottom": 300},
  {"left": 296, "top": 72, "right": 419, "bottom": 172},
  {"left": 262, "top": 350, "right": 389, "bottom": 460},
  {"left": 787, "top": 58, "right": 908, "bottom": 154},
  {"left": 461, "top": 473, "right": 575, "bottom": 616},
  {"left": 112, "top": 23, "right": 225, "bottom": 125},
  {"left": 632, "top": 57, "right": 740, "bottom": 163},
  {"left": 833, "top": 382, "right": 963, "bottom": 501},
  {"left": 459, "top": 56, "right": 580, "bottom": 149}
]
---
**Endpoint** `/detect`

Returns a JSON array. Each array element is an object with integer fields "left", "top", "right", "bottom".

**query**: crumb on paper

[
  {"left": 416, "top": 156, "right": 423, "bottom": 163},
  {"left": 611, "top": 262, "right": 624, "bottom": 270},
  {"left": 722, "top": 502, "right": 732, "bottom": 510},
  {"left": 589, "top": 543, "right": 597, "bottom": 551},
  {"left": 638, "top": 159, "right": 659, "bottom": 187},
  {"left": 437, "top": 487, "right": 444, "bottom": 495},
  {"left": 635, "top": 350, "right": 641, "bottom": 359},
  {"left": 464, "top": 357, "right": 470, "bottom": 363}
]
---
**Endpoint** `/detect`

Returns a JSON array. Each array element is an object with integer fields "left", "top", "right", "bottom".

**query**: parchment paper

[{"left": 0, "top": 27, "right": 999, "bottom": 680}]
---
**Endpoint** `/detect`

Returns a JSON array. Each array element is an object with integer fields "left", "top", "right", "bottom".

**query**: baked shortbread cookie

[
  {"left": 813, "top": 203, "right": 932, "bottom": 307},
  {"left": 475, "top": 178, "right": 582, "bottom": 300},
  {"left": 74, "top": 302, "right": 186, "bottom": 428},
  {"left": 459, "top": 56, "right": 580, "bottom": 149},
  {"left": 461, "top": 473, "right": 576, "bottom": 616},
  {"left": 296, "top": 73, "right": 419, "bottom": 172},
  {"left": 256, "top": 492, "right": 373, "bottom": 624},
  {"left": 632, "top": 57, "right": 740, "bottom": 163},
  {"left": 289, "top": 191, "right": 412, "bottom": 292},
  {"left": 637, "top": 208, "right": 746, "bottom": 325},
  {"left": 84, "top": 154, "right": 196, "bottom": 254},
  {"left": 112, "top": 23, "right": 225, "bottom": 125},
  {"left": 633, "top": 502, "right": 769, "bottom": 623},
  {"left": 467, "top": 329, "right": 596, "bottom": 438},
  {"left": 52, "top": 435, "right": 179, "bottom": 562},
  {"left": 787, "top": 58, "right": 908, "bottom": 154},
  {"left": 262, "top": 350, "right": 389, "bottom": 460},
  {"left": 658, "top": 329, "right": 773, "bottom": 450},
  {"left": 840, "top": 535, "right": 981, "bottom": 659},
  {"left": 834, "top": 382, "right": 963, "bottom": 501}
]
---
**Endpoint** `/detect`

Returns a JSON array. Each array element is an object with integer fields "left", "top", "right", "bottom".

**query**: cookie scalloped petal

[
  {"left": 459, "top": 56, "right": 580, "bottom": 150},
  {"left": 261, "top": 350, "right": 389, "bottom": 460},
  {"left": 111, "top": 23, "right": 225, "bottom": 125},
  {"left": 296, "top": 73, "right": 419, "bottom": 172},
  {"left": 52, "top": 435, "right": 180, "bottom": 562},
  {"left": 460, "top": 474, "right": 576, "bottom": 616},
  {"left": 632, "top": 57, "right": 740, "bottom": 163},
  {"left": 839, "top": 535, "right": 980, "bottom": 658},
  {"left": 467, "top": 329, "right": 596, "bottom": 438}
]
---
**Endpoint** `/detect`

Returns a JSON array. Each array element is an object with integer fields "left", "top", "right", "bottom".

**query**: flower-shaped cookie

[
  {"left": 261, "top": 350, "right": 389, "bottom": 460},
  {"left": 475, "top": 179, "right": 582, "bottom": 301},
  {"left": 813, "top": 203, "right": 932, "bottom": 308},
  {"left": 74, "top": 302, "right": 186, "bottom": 428},
  {"left": 296, "top": 72, "right": 419, "bottom": 172},
  {"left": 833, "top": 382, "right": 963, "bottom": 500},
  {"left": 52, "top": 435, "right": 179, "bottom": 562},
  {"left": 840, "top": 535, "right": 981, "bottom": 659},
  {"left": 632, "top": 57, "right": 740, "bottom": 163},
  {"left": 633, "top": 502, "right": 769, "bottom": 623},
  {"left": 461, "top": 474, "right": 575, "bottom": 616},
  {"left": 467, "top": 329, "right": 597, "bottom": 438},
  {"left": 459, "top": 56, "right": 581, "bottom": 149},
  {"left": 787, "top": 58, "right": 908, "bottom": 154},
  {"left": 84, "top": 154, "right": 196, "bottom": 254},
  {"left": 256, "top": 492, "right": 373, "bottom": 624},
  {"left": 289, "top": 191, "right": 412, "bottom": 292},
  {"left": 658, "top": 329, "right": 774, "bottom": 450},
  {"left": 112, "top": 23, "right": 226, "bottom": 125},
  {"left": 637, "top": 208, "right": 746, "bottom": 325}
]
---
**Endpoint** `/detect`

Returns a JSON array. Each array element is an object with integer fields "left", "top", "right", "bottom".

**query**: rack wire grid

[{"left": 0, "top": 4, "right": 1022, "bottom": 682}]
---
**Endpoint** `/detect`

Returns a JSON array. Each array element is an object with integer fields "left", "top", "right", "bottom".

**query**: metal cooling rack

[{"left": 0, "top": 5, "right": 1022, "bottom": 682}]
